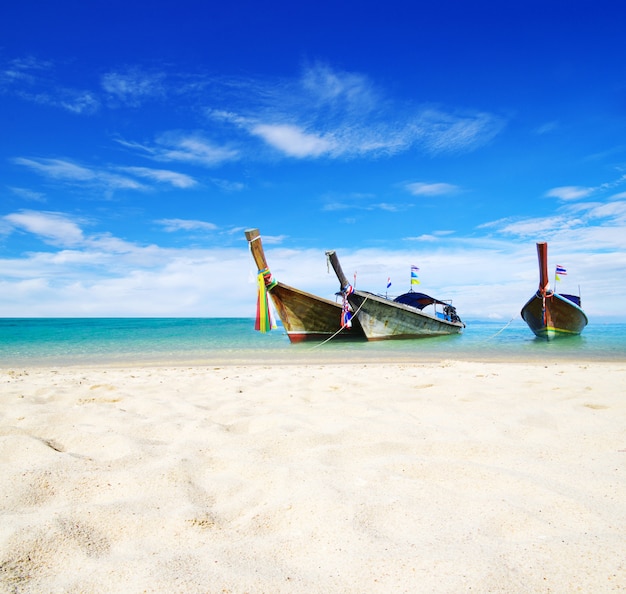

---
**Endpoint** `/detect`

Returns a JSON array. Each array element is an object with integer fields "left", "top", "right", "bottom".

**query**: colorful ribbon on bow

[
  {"left": 341, "top": 284, "right": 354, "bottom": 328},
  {"left": 255, "top": 268, "right": 277, "bottom": 332}
]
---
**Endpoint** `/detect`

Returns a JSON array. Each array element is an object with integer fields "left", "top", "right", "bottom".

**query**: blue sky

[{"left": 2, "top": 0, "right": 626, "bottom": 321}]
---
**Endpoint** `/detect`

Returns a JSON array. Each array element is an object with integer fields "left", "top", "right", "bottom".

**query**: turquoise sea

[{"left": 1, "top": 318, "right": 625, "bottom": 366}]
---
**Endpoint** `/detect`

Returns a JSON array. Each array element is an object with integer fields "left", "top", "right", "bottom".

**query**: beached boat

[
  {"left": 325, "top": 250, "right": 464, "bottom": 340},
  {"left": 520, "top": 242, "right": 588, "bottom": 339},
  {"left": 244, "top": 229, "right": 365, "bottom": 343}
]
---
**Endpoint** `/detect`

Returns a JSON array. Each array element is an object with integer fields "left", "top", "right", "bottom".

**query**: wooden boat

[
  {"left": 325, "top": 250, "right": 465, "bottom": 340},
  {"left": 244, "top": 229, "right": 365, "bottom": 343},
  {"left": 520, "top": 242, "right": 588, "bottom": 339}
]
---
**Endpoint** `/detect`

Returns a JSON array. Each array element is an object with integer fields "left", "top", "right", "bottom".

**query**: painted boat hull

[
  {"left": 521, "top": 292, "right": 588, "bottom": 340},
  {"left": 325, "top": 249, "right": 463, "bottom": 341},
  {"left": 269, "top": 281, "right": 364, "bottom": 343},
  {"left": 347, "top": 291, "right": 464, "bottom": 340},
  {"left": 245, "top": 229, "right": 365, "bottom": 343}
]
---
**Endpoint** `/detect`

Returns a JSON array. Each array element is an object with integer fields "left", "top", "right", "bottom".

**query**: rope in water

[
  {"left": 479, "top": 316, "right": 516, "bottom": 342},
  {"left": 310, "top": 295, "right": 369, "bottom": 349}
]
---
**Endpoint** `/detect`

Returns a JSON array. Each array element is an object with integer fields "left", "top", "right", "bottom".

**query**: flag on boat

[
  {"left": 555, "top": 264, "right": 567, "bottom": 281},
  {"left": 386, "top": 277, "right": 392, "bottom": 289},
  {"left": 410, "top": 265, "right": 420, "bottom": 285}
]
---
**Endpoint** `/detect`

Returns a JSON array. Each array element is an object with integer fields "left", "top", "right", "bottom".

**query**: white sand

[{"left": 1, "top": 361, "right": 625, "bottom": 593}]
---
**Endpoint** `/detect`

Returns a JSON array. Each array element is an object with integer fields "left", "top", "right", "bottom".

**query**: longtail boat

[
  {"left": 325, "top": 250, "right": 464, "bottom": 340},
  {"left": 244, "top": 229, "right": 365, "bottom": 343},
  {"left": 520, "top": 242, "right": 588, "bottom": 339}
]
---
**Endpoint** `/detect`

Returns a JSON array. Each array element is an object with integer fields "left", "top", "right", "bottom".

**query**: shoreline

[{"left": 2, "top": 349, "right": 625, "bottom": 369}]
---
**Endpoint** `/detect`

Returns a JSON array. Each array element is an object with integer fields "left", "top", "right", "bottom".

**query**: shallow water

[{"left": 1, "top": 318, "right": 625, "bottom": 366}]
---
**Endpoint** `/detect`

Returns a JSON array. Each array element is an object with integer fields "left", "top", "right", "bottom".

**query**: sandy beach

[{"left": 1, "top": 360, "right": 625, "bottom": 593}]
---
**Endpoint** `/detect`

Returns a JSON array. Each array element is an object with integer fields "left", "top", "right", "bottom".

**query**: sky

[{"left": 1, "top": 0, "right": 626, "bottom": 322}]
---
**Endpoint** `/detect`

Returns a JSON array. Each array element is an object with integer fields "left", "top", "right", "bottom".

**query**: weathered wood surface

[
  {"left": 245, "top": 229, "right": 365, "bottom": 342},
  {"left": 326, "top": 250, "right": 464, "bottom": 341}
]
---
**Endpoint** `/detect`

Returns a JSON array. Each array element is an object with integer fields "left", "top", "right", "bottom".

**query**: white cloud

[
  {"left": 546, "top": 175, "right": 626, "bottom": 203},
  {"left": 404, "top": 234, "right": 440, "bottom": 242},
  {"left": 545, "top": 186, "right": 594, "bottom": 201},
  {"left": 101, "top": 68, "right": 166, "bottom": 106},
  {"left": 1, "top": 56, "right": 49, "bottom": 86},
  {"left": 13, "top": 157, "right": 148, "bottom": 190},
  {"left": 117, "top": 134, "right": 239, "bottom": 167},
  {"left": 251, "top": 123, "right": 335, "bottom": 157},
  {"left": 14, "top": 157, "right": 96, "bottom": 181},
  {"left": 1, "top": 215, "right": 625, "bottom": 320},
  {"left": 212, "top": 63, "right": 505, "bottom": 160},
  {"left": 57, "top": 90, "right": 100, "bottom": 114},
  {"left": 9, "top": 187, "right": 46, "bottom": 202},
  {"left": 496, "top": 215, "right": 575, "bottom": 237},
  {"left": 413, "top": 109, "right": 504, "bottom": 154},
  {"left": 300, "top": 62, "right": 379, "bottom": 113},
  {"left": 157, "top": 219, "right": 218, "bottom": 232},
  {"left": 4, "top": 210, "right": 85, "bottom": 247},
  {"left": 533, "top": 121, "right": 559, "bottom": 135},
  {"left": 1, "top": 57, "right": 100, "bottom": 114},
  {"left": 321, "top": 193, "right": 405, "bottom": 212},
  {"left": 210, "top": 178, "right": 245, "bottom": 192},
  {"left": 120, "top": 167, "right": 197, "bottom": 189},
  {"left": 406, "top": 182, "right": 460, "bottom": 196},
  {"left": 12, "top": 157, "right": 208, "bottom": 192}
]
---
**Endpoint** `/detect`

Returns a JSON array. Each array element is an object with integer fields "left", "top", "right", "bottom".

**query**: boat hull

[
  {"left": 245, "top": 228, "right": 365, "bottom": 343},
  {"left": 348, "top": 291, "right": 464, "bottom": 340},
  {"left": 269, "top": 282, "right": 364, "bottom": 343},
  {"left": 520, "top": 292, "right": 588, "bottom": 340}
]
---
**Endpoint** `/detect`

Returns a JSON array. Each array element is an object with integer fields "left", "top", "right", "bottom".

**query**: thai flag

[
  {"left": 556, "top": 265, "right": 567, "bottom": 275},
  {"left": 386, "top": 277, "right": 392, "bottom": 289}
]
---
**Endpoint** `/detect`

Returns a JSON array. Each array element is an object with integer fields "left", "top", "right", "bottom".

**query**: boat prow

[
  {"left": 325, "top": 250, "right": 464, "bottom": 341},
  {"left": 245, "top": 229, "right": 365, "bottom": 343},
  {"left": 520, "top": 242, "right": 588, "bottom": 339}
]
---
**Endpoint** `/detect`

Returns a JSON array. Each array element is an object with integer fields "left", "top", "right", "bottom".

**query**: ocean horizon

[{"left": 1, "top": 317, "right": 625, "bottom": 366}]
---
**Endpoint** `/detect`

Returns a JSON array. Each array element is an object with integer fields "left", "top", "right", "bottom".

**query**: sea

[{"left": 1, "top": 318, "right": 625, "bottom": 367}]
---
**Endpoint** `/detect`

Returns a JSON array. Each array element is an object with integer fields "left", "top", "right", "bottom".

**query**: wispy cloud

[
  {"left": 482, "top": 194, "right": 626, "bottom": 245},
  {"left": 1, "top": 57, "right": 100, "bottom": 114},
  {"left": 545, "top": 174, "right": 626, "bottom": 202},
  {"left": 3, "top": 209, "right": 160, "bottom": 256},
  {"left": 8, "top": 187, "right": 46, "bottom": 202},
  {"left": 119, "top": 167, "right": 197, "bottom": 189},
  {"left": 101, "top": 67, "right": 166, "bottom": 106},
  {"left": 533, "top": 121, "right": 559, "bottom": 135},
  {"left": 250, "top": 123, "right": 336, "bottom": 158},
  {"left": 13, "top": 157, "right": 147, "bottom": 191},
  {"left": 116, "top": 133, "right": 239, "bottom": 167},
  {"left": 257, "top": 234, "right": 287, "bottom": 245},
  {"left": 0, "top": 56, "right": 49, "bottom": 85},
  {"left": 404, "top": 230, "right": 455, "bottom": 241},
  {"left": 13, "top": 157, "right": 199, "bottom": 192},
  {"left": 210, "top": 178, "right": 245, "bottom": 192},
  {"left": 545, "top": 186, "right": 594, "bottom": 201},
  {"left": 493, "top": 215, "right": 579, "bottom": 237},
  {"left": 321, "top": 192, "right": 402, "bottom": 212},
  {"left": 406, "top": 182, "right": 460, "bottom": 196},
  {"left": 4, "top": 210, "right": 86, "bottom": 247},
  {"left": 156, "top": 218, "right": 218, "bottom": 232},
  {"left": 4, "top": 57, "right": 504, "bottom": 162},
  {"left": 211, "top": 62, "right": 506, "bottom": 160}
]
